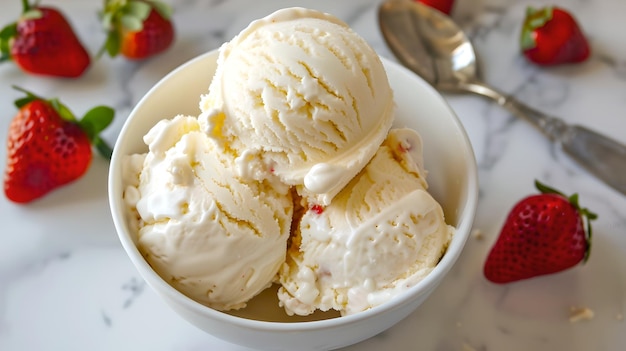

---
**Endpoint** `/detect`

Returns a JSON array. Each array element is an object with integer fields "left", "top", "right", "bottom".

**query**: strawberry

[
  {"left": 520, "top": 6, "right": 591, "bottom": 66},
  {"left": 99, "top": 0, "right": 174, "bottom": 60},
  {"left": 484, "top": 181, "right": 597, "bottom": 284},
  {"left": 310, "top": 204, "right": 324, "bottom": 215},
  {"left": 4, "top": 86, "right": 114, "bottom": 203},
  {"left": 415, "top": 0, "right": 454, "bottom": 15},
  {"left": 0, "top": 0, "right": 91, "bottom": 78}
]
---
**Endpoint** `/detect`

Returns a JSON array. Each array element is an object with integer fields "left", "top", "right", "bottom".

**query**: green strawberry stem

[
  {"left": 12, "top": 85, "right": 115, "bottom": 160},
  {"left": 79, "top": 105, "right": 115, "bottom": 159},
  {"left": 95, "top": 137, "right": 114, "bottom": 159},
  {"left": 20, "top": 0, "right": 42, "bottom": 19},
  {"left": 521, "top": 6, "right": 554, "bottom": 50},
  {"left": 97, "top": 0, "right": 171, "bottom": 59},
  {"left": 535, "top": 179, "right": 597, "bottom": 263},
  {"left": 0, "top": 15, "right": 17, "bottom": 62}
]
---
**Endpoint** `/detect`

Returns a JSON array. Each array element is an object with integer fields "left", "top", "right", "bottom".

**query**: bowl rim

[{"left": 108, "top": 49, "right": 479, "bottom": 331}]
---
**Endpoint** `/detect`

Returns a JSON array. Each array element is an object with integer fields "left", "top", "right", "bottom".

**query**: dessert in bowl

[{"left": 108, "top": 7, "right": 477, "bottom": 350}]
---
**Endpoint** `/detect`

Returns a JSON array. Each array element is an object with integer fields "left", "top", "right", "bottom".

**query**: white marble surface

[{"left": 1, "top": 0, "right": 625, "bottom": 350}]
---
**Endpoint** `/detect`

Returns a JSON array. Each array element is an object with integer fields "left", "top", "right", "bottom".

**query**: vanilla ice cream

[
  {"left": 277, "top": 128, "right": 455, "bottom": 316},
  {"left": 121, "top": 7, "right": 455, "bottom": 317},
  {"left": 199, "top": 7, "right": 394, "bottom": 206},
  {"left": 122, "top": 115, "right": 293, "bottom": 311}
]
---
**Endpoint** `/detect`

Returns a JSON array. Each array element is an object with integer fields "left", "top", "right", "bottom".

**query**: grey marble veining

[{"left": 1, "top": 0, "right": 625, "bottom": 350}]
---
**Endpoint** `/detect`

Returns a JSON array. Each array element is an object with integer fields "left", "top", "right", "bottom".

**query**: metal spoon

[{"left": 379, "top": 0, "right": 626, "bottom": 195}]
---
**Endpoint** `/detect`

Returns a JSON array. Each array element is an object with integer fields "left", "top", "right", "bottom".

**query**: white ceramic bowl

[{"left": 108, "top": 50, "right": 478, "bottom": 351}]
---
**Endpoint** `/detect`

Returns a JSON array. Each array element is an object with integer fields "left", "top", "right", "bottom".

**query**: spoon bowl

[
  {"left": 379, "top": 0, "right": 626, "bottom": 195},
  {"left": 379, "top": 0, "right": 477, "bottom": 90}
]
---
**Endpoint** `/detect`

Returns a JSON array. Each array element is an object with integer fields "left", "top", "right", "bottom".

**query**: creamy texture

[
  {"left": 121, "top": 8, "right": 455, "bottom": 317},
  {"left": 122, "top": 115, "right": 293, "bottom": 311},
  {"left": 199, "top": 7, "right": 394, "bottom": 206},
  {"left": 277, "top": 129, "right": 454, "bottom": 316}
]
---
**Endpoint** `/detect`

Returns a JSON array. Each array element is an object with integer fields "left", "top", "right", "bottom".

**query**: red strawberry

[
  {"left": 0, "top": 0, "right": 91, "bottom": 77},
  {"left": 310, "top": 204, "right": 324, "bottom": 215},
  {"left": 415, "top": 0, "right": 454, "bottom": 15},
  {"left": 484, "top": 181, "right": 597, "bottom": 284},
  {"left": 4, "top": 86, "right": 114, "bottom": 203},
  {"left": 520, "top": 6, "right": 591, "bottom": 66},
  {"left": 99, "top": 0, "right": 174, "bottom": 60}
]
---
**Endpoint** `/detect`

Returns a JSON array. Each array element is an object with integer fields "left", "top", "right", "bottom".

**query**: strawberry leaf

[
  {"left": 21, "top": 9, "right": 43, "bottom": 20},
  {"left": 147, "top": 0, "right": 173, "bottom": 20},
  {"left": 583, "top": 220, "right": 593, "bottom": 263},
  {"left": 101, "top": 11, "right": 114, "bottom": 31},
  {"left": 21, "top": 0, "right": 31, "bottom": 12},
  {"left": 584, "top": 209, "right": 598, "bottom": 220},
  {"left": 125, "top": 1, "right": 151, "bottom": 21},
  {"left": 568, "top": 193, "right": 580, "bottom": 208},
  {"left": 520, "top": 6, "right": 554, "bottom": 51},
  {"left": 520, "top": 28, "right": 536, "bottom": 51},
  {"left": 49, "top": 99, "right": 77, "bottom": 122},
  {"left": 119, "top": 1, "right": 151, "bottom": 32},
  {"left": 100, "top": 29, "right": 121, "bottom": 58},
  {"left": 120, "top": 14, "right": 143, "bottom": 31},
  {"left": 94, "top": 137, "right": 113, "bottom": 159},
  {"left": 534, "top": 180, "right": 564, "bottom": 196},
  {"left": 79, "top": 106, "right": 115, "bottom": 140},
  {"left": 14, "top": 96, "right": 35, "bottom": 108},
  {"left": 12, "top": 85, "right": 41, "bottom": 107},
  {"left": 527, "top": 7, "right": 553, "bottom": 29},
  {"left": 0, "top": 23, "right": 17, "bottom": 62},
  {"left": 80, "top": 105, "right": 115, "bottom": 159}
]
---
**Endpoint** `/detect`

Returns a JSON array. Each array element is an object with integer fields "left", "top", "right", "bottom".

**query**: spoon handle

[{"left": 463, "top": 82, "right": 626, "bottom": 195}]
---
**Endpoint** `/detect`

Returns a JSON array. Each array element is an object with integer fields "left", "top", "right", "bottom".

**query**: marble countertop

[{"left": 1, "top": 0, "right": 625, "bottom": 350}]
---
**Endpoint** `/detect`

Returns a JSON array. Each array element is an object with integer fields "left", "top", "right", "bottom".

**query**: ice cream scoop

[
  {"left": 277, "top": 128, "right": 455, "bottom": 316},
  {"left": 200, "top": 7, "right": 395, "bottom": 205},
  {"left": 122, "top": 115, "right": 293, "bottom": 311}
]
